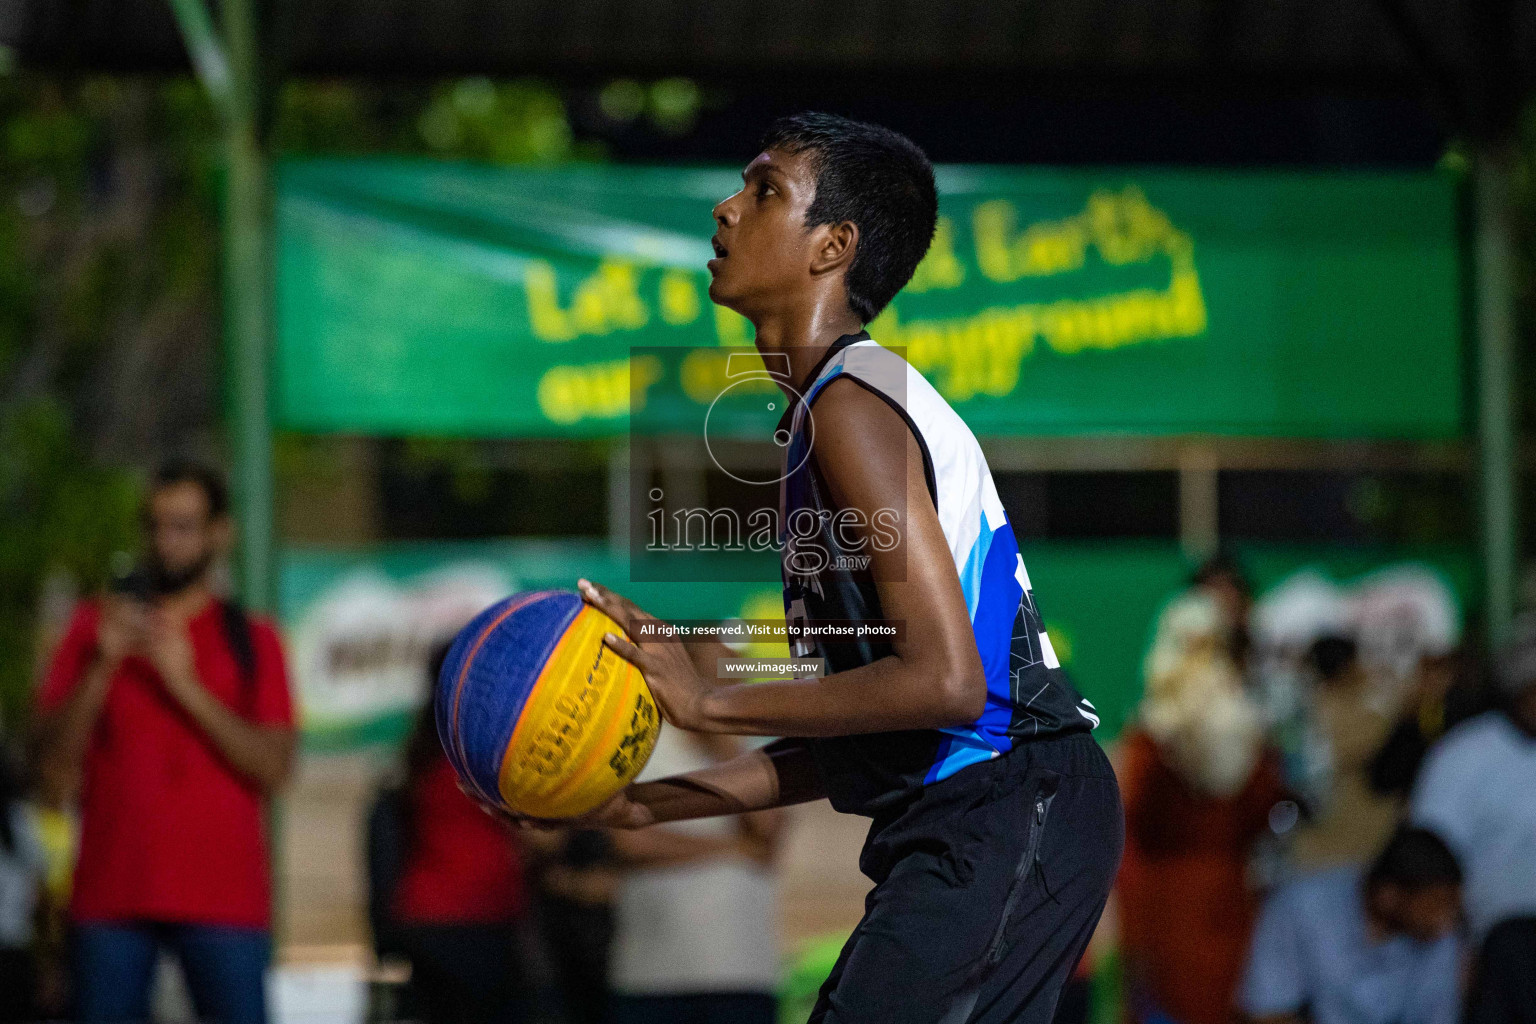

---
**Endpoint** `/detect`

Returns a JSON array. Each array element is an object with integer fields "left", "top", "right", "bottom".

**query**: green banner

[
  {"left": 275, "top": 160, "right": 1463, "bottom": 440},
  {"left": 277, "top": 538, "right": 1470, "bottom": 752}
]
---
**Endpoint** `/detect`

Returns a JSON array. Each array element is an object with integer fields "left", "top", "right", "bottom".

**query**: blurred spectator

[
  {"left": 1410, "top": 614, "right": 1536, "bottom": 1024},
  {"left": 1238, "top": 826, "right": 1463, "bottom": 1024},
  {"left": 32, "top": 462, "right": 295, "bottom": 1024},
  {"left": 1249, "top": 565, "right": 1463, "bottom": 821},
  {"left": 0, "top": 743, "right": 47, "bottom": 1023},
  {"left": 1350, "top": 566, "right": 1461, "bottom": 712},
  {"left": 1368, "top": 648, "right": 1492, "bottom": 799},
  {"left": 1140, "top": 591, "right": 1265, "bottom": 796},
  {"left": 28, "top": 751, "right": 78, "bottom": 1021},
  {"left": 1467, "top": 919, "right": 1536, "bottom": 1024},
  {"left": 524, "top": 827, "right": 620, "bottom": 1024},
  {"left": 376, "top": 653, "right": 539, "bottom": 1024},
  {"left": 1286, "top": 636, "right": 1399, "bottom": 870},
  {"left": 1118, "top": 591, "right": 1288, "bottom": 1024},
  {"left": 1249, "top": 571, "right": 1352, "bottom": 812},
  {"left": 607, "top": 729, "right": 782, "bottom": 1024},
  {"left": 1192, "top": 553, "right": 1255, "bottom": 667}
]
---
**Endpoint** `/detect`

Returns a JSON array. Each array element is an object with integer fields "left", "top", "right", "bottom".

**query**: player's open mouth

[{"left": 708, "top": 235, "right": 728, "bottom": 272}]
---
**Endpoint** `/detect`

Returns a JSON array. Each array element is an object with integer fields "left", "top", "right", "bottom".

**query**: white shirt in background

[
  {"left": 0, "top": 802, "right": 47, "bottom": 949},
  {"left": 609, "top": 729, "right": 779, "bottom": 995},
  {"left": 1410, "top": 711, "right": 1536, "bottom": 940}
]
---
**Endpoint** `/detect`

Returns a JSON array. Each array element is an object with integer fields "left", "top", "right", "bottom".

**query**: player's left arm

[
  {"left": 607, "top": 825, "right": 755, "bottom": 868},
  {"left": 583, "top": 377, "right": 987, "bottom": 737}
]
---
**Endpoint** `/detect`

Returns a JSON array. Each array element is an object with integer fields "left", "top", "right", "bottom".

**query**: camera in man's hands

[{"left": 109, "top": 563, "right": 160, "bottom": 604}]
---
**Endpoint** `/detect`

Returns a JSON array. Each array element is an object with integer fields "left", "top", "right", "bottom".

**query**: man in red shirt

[{"left": 35, "top": 462, "right": 295, "bottom": 1024}]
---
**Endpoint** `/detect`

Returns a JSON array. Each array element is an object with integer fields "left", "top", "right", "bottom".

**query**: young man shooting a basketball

[{"left": 576, "top": 113, "right": 1123, "bottom": 1024}]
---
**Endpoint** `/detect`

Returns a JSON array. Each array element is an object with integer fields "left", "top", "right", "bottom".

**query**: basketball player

[{"left": 576, "top": 113, "right": 1123, "bottom": 1023}]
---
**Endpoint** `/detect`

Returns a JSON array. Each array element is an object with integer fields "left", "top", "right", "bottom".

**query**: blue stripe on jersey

[
  {"left": 957, "top": 514, "right": 995, "bottom": 620},
  {"left": 925, "top": 730, "right": 1000, "bottom": 783},
  {"left": 973, "top": 524, "right": 1025, "bottom": 704},
  {"left": 805, "top": 364, "right": 843, "bottom": 403},
  {"left": 925, "top": 516, "right": 1027, "bottom": 783},
  {"left": 787, "top": 339, "right": 1092, "bottom": 796}
]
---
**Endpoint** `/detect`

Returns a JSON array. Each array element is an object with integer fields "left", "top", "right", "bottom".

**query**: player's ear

[{"left": 810, "top": 220, "right": 858, "bottom": 276}]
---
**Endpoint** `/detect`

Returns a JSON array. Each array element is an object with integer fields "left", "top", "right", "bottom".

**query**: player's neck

[{"left": 750, "top": 302, "right": 865, "bottom": 393}]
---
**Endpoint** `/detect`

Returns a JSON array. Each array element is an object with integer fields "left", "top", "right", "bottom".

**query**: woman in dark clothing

[
  {"left": 380, "top": 647, "right": 538, "bottom": 1024},
  {"left": 1368, "top": 647, "right": 1492, "bottom": 798},
  {"left": 523, "top": 828, "right": 620, "bottom": 1024}
]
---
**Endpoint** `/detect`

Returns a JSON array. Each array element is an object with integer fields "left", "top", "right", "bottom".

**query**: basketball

[{"left": 436, "top": 589, "right": 661, "bottom": 819}]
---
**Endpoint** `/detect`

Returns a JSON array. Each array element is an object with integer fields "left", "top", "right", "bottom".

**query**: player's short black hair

[
  {"left": 1366, "top": 826, "right": 1462, "bottom": 890},
  {"left": 760, "top": 112, "right": 937, "bottom": 324},
  {"left": 152, "top": 459, "right": 230, "bottom": 520}
]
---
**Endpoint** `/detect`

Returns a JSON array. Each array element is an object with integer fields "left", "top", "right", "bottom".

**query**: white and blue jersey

[{"left": 778, "top": 332, "right": 1097, "bottom": 816}]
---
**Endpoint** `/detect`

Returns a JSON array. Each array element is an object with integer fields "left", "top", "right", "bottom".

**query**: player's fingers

[
  {"left": 566, "top": 791, "right": 632, "bottom": 829},
  {"left": 512, "top": 815, "right": 564, "bottom": 831},
  {"left": 578, "top": 578, "right": 651, "bottom": 632},
  {"left": 577, "top": 577, "right": 627, "bottom": 624},
  {"left": 577, "top": 578, "right": 623, "bottom": 613},
  {"left": 456, "top": 778, "right": 501, "bottom": 812},
  {"left": 456, "top": 780, "right": 518, "bottom": 822},
  {"left": 471, "top": 798, "right": 517, "bottom": 827},
  {"left": 466, "top": 791, "right": 561, "bottom": 831},
  {"left": 602, "top": 631, "right": 654, "bottom": 672}
]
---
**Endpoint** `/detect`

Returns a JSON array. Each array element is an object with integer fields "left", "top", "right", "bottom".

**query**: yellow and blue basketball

[{"left": 436, "top": 590, "right": 661, "bottom": 819}]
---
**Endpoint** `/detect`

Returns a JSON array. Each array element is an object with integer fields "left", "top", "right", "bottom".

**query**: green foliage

[
  {"left": 0, "top": 399, "right": 139, "bottom": 727},
  {"left": 0, "top": 70, "right": 587, "bottom": 726},
  {"left": 415, "top": 78, "right": 582, "bottom": 162},
  {"left": 270, "top": 76, "right": 594, "bottom": 162}
]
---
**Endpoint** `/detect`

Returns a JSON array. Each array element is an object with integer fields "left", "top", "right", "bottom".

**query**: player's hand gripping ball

[{"left": 436, "top": 590, "right": 662, "bottom": 819}]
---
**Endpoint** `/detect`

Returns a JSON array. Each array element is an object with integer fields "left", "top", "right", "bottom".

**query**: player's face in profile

[{"left": 707, "top": 147, "right": 825, "bottom": 315}]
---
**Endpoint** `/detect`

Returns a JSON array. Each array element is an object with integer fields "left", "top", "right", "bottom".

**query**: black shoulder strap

[{"left": 219, "top": 599, "right": 258, "bottom": 701}]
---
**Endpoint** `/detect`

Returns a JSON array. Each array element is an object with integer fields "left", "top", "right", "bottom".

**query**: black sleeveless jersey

[{"left": 778, "top": 334, "right": 1097, "bottom": 817}]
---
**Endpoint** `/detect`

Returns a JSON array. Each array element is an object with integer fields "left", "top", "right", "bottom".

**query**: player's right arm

[{"left": 577, "top": 737, "right": 824, "bottom": 829}]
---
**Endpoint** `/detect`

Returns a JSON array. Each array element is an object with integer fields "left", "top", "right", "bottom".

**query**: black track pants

[{"left": 808, "top": 732, "right": 1123, "bottom": 1024}]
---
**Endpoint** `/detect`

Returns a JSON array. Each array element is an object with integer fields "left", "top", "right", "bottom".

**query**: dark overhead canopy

[{"left": 2, "top": 0, "right": 1533, "bottom": 138}]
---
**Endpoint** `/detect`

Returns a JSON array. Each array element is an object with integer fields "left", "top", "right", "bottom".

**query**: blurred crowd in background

[
  {"left": 2, "top": 461, "right": 787, "bottom": 1024},
  {"left": 0, "top": 462, "right": 1533, "bottom": 1024},
  {"left": 0, "top": 5, "right": 1533, "bottom": 1020},
  {"left": 1119, "top": 555, "right": 1536, "bottom": 1024}
]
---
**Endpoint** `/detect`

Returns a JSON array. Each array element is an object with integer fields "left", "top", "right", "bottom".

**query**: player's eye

[{"left": 755, "top": 181, "right": 775, "bottom": 199}]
